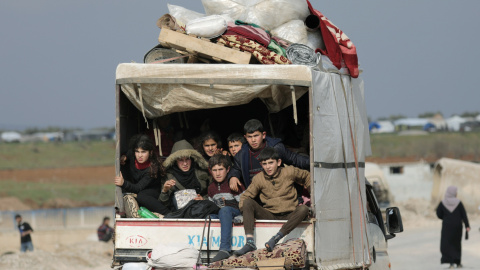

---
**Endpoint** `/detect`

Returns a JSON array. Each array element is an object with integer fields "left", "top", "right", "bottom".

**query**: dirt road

[{"left": 389, "top": 220, "right": 480, "bottom": 270}]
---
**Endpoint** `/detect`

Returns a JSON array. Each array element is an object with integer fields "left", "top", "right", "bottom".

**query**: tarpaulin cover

[
  {"left": 116, "top": 63, "right": 310, "bottom": 118},
  {"left": 311, "top": 70, "right": 372, "bottom": 269}
]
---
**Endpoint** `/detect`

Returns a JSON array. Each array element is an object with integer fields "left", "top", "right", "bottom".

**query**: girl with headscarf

[
  {"left": 436, "top": 186, "right": 470, "bottom": 268},
  {"left": 160, "top": 140, "right": 211, "bottom": 209},
  {"left": 114, "top": 134, "right": 171, "bottom": 215}
]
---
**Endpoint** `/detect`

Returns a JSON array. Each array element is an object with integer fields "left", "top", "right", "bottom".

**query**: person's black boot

[
  {"left": 265, "top": 232, "right": 284, "bottom": 252},
  {"left": 233, "top": 238, "right": 256, "bottom": 256}
]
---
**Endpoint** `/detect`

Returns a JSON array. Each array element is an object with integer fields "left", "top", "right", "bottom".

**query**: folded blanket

[
  {"left": 218, "top": 34, "right": 291, "bottom": 65},
  {"left": 225, "top": 24, "right": 271, "bottom": 47},
  {"left": 306, "top": 0, "right": 359, "bottom": 78},
  {"left": 210, "top": 238, "right": 307, "bottom": 269}
]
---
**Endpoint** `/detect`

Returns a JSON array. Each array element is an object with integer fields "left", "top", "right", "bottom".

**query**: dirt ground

[
  {"left": 0, "top": 166, "right": 115, "bottom": 210},
  {"left": 0, "top": 166, "right": 114, "bottom": 185},
  {"left": 0, "top": 166, "right": 116, "bottom": 269}
]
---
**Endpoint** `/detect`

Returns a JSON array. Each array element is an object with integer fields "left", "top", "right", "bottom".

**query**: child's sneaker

[
  {"left": 211, "top": 250, "right": 231, "bottom": 262},
  {"left": 233, "top": 242, "right": 256, "bottom": 256},
  {"left": 265, "top": 233, "right": 283, "bottom": 252}
]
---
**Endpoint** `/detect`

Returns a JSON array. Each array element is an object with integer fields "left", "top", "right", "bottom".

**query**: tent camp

[
  {"left": 431, "top": 158, "right": 480, "bottom": 213},
  {"left": 445, "top": 115, "right": 467, "bottom": 132},
  {"left": 369, "top": 121, "right": 394, "bottom": 133}
]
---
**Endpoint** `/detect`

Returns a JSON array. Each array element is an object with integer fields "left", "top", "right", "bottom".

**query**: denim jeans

[
  {"left": 209, "top": 206, "right": 241, "bottom": 252},
  {"left": 20, "top": 241, "right": 34, "bottom": 252}
]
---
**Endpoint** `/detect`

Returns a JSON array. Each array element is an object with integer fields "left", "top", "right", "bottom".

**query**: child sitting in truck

[
  {"left": 160, "top": 140, "right": 211, "bottom": 209},
  {"left": 234, "top": 147, "right": 310, "bottom": 256},
  {"left": 115, "top": 134, "right": 171, "bottom": 215},
  {"left": 226, "top": 132, "right": 245, "bottom": 157},
  {"left": 197, "top": 131, "right": 227, "bottom": 161},
  {"left": 207, "top": 154, "right": 245, "bottom": 262},
  {"left": 229, "top": 119, "right": 309, "bottom": 190}
]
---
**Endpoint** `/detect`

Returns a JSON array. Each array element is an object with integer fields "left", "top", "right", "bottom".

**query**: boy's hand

[
  {"left": 230, "top": 177, "right": 241, "bottom": 192},
  {"left": 194, "top": 194, "right": 204, "bottom": 201},
  {"left": 114, "top": 172, "right": 124, "bottom": 186},
  {"left": 163, "top": 179, "right": 176, "bottom": 193}
]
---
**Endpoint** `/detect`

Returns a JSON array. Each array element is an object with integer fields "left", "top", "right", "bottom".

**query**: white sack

[
  {"left": 147, "top": 242, "right": 199, "bottom": 269},
  {"left": 186, "top": 15, "right": 227, "bottom": 38},
  {"left": 201, "top": 0, "right": 310, "bottom": 30},
  {"left": 271, "top": 20, "right": 308, "bottom": 45},
  {"left": 168, "top": 4, "right": 205, "bottom": 25},
  {"left": 306, "top": 29, "right": 326, "bottom": 51}
]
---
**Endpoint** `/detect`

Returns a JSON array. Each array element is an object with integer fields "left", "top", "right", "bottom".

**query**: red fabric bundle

[{"left": 306, "top": 0, "right": 359, "bottom": 78}]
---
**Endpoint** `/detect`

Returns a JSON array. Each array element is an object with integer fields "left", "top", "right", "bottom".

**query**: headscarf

[
  {"left": 170, "top": 162, "right": 201, "bottom": 193},
  {"left": 441, "top": 185, "right": 461, "bottom": 213}
]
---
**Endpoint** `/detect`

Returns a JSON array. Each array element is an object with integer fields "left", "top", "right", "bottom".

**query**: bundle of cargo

[{"left": 145, "top": 0, "right": 359, "bottom": 77}]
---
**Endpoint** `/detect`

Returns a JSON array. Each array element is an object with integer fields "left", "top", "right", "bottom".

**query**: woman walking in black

[{"left": 436, "top": 185, "right": 470, "bottom": 268}]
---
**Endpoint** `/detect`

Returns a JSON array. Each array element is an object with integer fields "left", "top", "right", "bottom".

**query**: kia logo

[{"left": 126, "top": 235, "right": 148, "bottom": 248}]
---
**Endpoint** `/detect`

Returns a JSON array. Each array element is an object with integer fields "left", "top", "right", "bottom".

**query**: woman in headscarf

[
  {"left": 160, "top": 140, "right": 211, "bottom": 209},
  {"left": 436, "top": 186, "right": 470, "bottom": 269}
]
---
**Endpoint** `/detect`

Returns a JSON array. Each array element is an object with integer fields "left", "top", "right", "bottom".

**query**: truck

[{"left": 112, "top": 62, "right": 404, "bottom": 269}]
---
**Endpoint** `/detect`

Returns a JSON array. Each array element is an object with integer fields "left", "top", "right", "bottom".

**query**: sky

[{"left": 1, "top": 0, "right": 479, "bottom": 130}]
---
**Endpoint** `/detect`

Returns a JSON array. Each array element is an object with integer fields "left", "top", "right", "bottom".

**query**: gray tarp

[{"left": 311, "top": 70, "right": 372, "bottom": 269}]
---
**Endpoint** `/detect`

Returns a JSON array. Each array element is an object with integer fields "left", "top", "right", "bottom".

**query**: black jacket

[{"left": 120, "top": 152, "right": 162, "bottom": 193}]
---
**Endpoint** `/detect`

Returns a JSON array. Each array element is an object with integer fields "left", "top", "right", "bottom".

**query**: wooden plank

[{"left": 158, "top": 28, "right": 252, "bottom": 64}]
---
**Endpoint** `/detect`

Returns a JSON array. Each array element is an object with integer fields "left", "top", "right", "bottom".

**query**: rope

[
  {"left": 153, "top": 120, "right": 163, "bottom": 156},
  {"left": 290, "top": 85, "right": 298, "bottom": 124},
  {"left": 286, "top": 43, "right": 318, "bottom": 67},
  {"left": 135, "top": 83, "right": 149, "bottom": 129}
]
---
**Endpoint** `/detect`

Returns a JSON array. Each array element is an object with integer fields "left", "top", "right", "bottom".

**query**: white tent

[
  {"left": 1, "top": 131, "right": 21, "bottom": 142},
  {"left": 445, "top": 115, "right": 466, "bottom": 131},
  {"left": 394, "top": 118, "right": 429, "bottom": 127},
  {"left": 370, "top": 120, "right": 394, "bottom": 133}
]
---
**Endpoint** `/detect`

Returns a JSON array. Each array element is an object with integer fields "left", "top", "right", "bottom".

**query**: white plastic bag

[
  {"left": 271, "top": 20, "right": 308, "bottom": 45},
  {"left": 201, "top": 0, "right": 310, "bottom": 30},
  {"left": 168, "top": 4, "right": 205, "bottom": 25},
  {"left": 306, "top": 29, "right": 326, "bottom": 51},
  {"left": 173, "top": 189, "right": 197, "bottom": 209},
  {"left": 186, "top": 15, "right": 228, "bottom": 38},
  {"left": 147, "top": 243, "right": 199, "bottom": 269}
]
